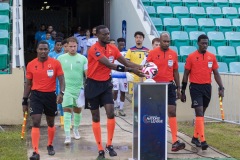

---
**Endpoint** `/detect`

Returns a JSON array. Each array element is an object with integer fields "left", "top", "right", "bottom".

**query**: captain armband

[
  {"left": 116, "top": 65, "right": 125, "bottom": 72},
  {"left": 181, "top": 82, "right": 188, "bottom": 90},
  {"left": 22, "top": 97, "right": 28, "bottom": 106}
]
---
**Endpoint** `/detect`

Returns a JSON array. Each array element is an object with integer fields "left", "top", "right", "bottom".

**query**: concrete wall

[
  {"left": 0, "top": 68, "right": 24, "bottom": 125},
  {"left": 110, "top": 0, "right": 154, "bottom": 49}
]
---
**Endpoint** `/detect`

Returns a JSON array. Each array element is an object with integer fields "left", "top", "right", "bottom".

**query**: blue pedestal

[{"left": 133, "top": 83, "right": 168, "bottom": 160}]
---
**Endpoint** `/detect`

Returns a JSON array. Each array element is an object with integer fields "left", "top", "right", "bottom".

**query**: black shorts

[
  {"left": 168, "top": 82, "right": 177, "bottom": 106},
  {"left": 85, "top": 78, "right": 114, "bottom": 110},
  {"left": 189, "top": 83, "right": 212, "bottom": 108},
  {"left": 29, "top": 90, "right": 58, "bottom": 116}
]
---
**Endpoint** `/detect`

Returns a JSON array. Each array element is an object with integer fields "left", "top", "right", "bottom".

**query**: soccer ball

[{"left": 142, "top": 62, "right": 158, "bottom": 79}]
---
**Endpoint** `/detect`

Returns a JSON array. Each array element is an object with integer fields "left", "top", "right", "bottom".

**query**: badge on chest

[
  {"left": 168, "top": 60, "right": 173, "bottom": 67},
  {"left": 47, "top": 70, "right": 54, "bottom": 78}
]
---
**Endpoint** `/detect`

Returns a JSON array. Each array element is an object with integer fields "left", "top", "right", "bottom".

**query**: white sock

[
  {"left": 119, "top": 101, "right": 124, "bottom": 110},
  {"left": 114, "top": 100, "right": 118, "bottom": 108}
]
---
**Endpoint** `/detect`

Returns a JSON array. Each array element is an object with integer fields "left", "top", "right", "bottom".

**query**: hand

[
  {"left": 22, "top": 105, "right": 28, "bottom": 117},
  {"left": 176, "top": 89, "right": 181, "bottom": 99},
  {"left": 180, "top": 90, "right": 186, "bottom": 102},
  {"left": 219, "top": 90, "right": 224, "bottom": 100},
  {"left": 132, "top": 68, "right": 145, "bottom": 77},
  {"left": 57, "top": 94, "right": 63, "bottom": 104}
]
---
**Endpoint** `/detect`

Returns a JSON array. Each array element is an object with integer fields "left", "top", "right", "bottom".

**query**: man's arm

[
  {"left": 98, "top": 56, "right": 145, "bottom": 77},
  {"left": 173, "top": 69, "right": 181, "bottom": 99},
  {"left": 22, "top": 79, "right": 32, "bottom": 114},
  {"left": 57, "top": 75, "right": 65, "bottom": 104},
  {"left": 180, "top": 69, "right": 190, "bottom": 102},
  {"left": 117, "top": 56, "right": 142, "bottom": 69},
  {"left": 213, "top": 69, "right": 224, "bottom": 98}
]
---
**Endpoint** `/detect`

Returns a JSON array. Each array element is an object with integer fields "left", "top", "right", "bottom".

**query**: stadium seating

[
  {"left": 0, "top": 3, "right": 9, "bottom": 16},
  {"left": 151, "top": 17, "right": 163, "bottom": 31},
  {"left": 213, "top": 0, "right": 229, "bottom": 8},
  {"left": 183, "top": 0, "right": 199, "bottom": 9},
  {"left": 206, "top": 7, "right": 223, "bottom": 19},
  {"left": 229, "top": 62, "right": 240, "bottom": 73},
  {"left": 189, "top": 31, "right": 206, "bottom": 47},
  {"left": 178, "top": 62, "right": 185, "bottom": 73},
  {"left": 142, "top": 0, "right": 151, "bottom": 6},
  {"left": 218, "top": 46, "right": 238, "bottom": 66},
  {"left": 171, "top": 31, "right": 190, "bottom": 49},
  {"left": 145, "top": 6, "right": 157, "bottom": 17},
  {"left": 0, "top": 44, "right": 8, "bottom": 70},
  {"left": 181, "top": 18, "right": 198, "bottom": 32},
  {"left": 222, "top": 7, "right": 239, "bottom": 20},
  {"left": 207, "top": 31, "right": 227, "bottom": 47},
  {"left": 166, "top": 0, "right": 183, "bottom": 8},
  {"left": 198, "top": 18, "right": 216, "bottom": 32},
  {"left": 173, "top": 6, "right": 190, "bottom": 19},
  {"left": 208, "top": 46, "right": 217, "bottom": 55},
  {"left": 163, "top": 18, "right": 181, "bottom": 32},
  {"left": 232, "top": 18, "right": 240, "bottom": 31},
  {"left": 229, "top": 0, "right": 240, "bottom": 9},
  {"left": 225, "top": 31, "right": 240, "bottom": 47},
  {"left": 218, "top": 62, "right": 229, "bottom": 72},
  {"left": 199, "top": 0, "right": 214, "bottom": 8},
  {"left": 152, "top": 0, "right": 167, "bottom": 10},
  {"left": 236, "top": 46, "right": 240, "bottom": 55},
  {"left": 179, "top": 46, "right": 197, "bottom": 61},
  {"left": 215, "top": 18, "right": 233, "bottom": 32},
  {"left": 157, "top": 6, "right": 173, "bottom": 20},
  {"left": 190, "top": 7, "right": 207, "bottom": 19}
]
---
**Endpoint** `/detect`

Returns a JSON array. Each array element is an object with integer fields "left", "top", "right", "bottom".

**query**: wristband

[
  {"left": 218, "top": 87, "right": 225, "bottom": 91},
  {"left": 116, "top": 65, "right": 125, "bottom": 72},
  {"left": 181, "top": 82, "right": 187, "bottom": 90},
  {"left": 22, "top": 97, "right": 28, "bottom": 106}
]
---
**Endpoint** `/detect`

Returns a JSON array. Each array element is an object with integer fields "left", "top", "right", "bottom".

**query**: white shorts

[{"left": 112, "top": 78, "right": 128, "bottom": 92}]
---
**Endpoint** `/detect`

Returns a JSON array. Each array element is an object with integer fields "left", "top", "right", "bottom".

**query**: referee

[
  {"left": 181, "top": 34, "right": 224, "bottom": 150},
  {"left": 22, "top": 41, "right": 65, "bottom": 160}
]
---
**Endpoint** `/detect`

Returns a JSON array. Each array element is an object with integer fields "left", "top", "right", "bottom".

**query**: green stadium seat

[
  {"left": 0, "top": 3, "right": 9, "bottom": 16},
  {"left": 173, "top": 6, "right": 190, "bottom": 19},
  {"left": 145, "top": 6, "right": 157, "bottom": 17},
  {"left": 170, "top": 46, "right": 179, "bottom": 54},
  {"left": 181, "top": 18, "right": 199, "bottom": 32},
  {"left": 158, "top": 31, "right": 170, "bottom": 36},
  {"left": 236, "top": 46, "right": 240, "bottom": 55},
  {"left": 218, "top": 62, "right": 229, "bottom": 72},
  {"left": 218, "top": 46, "right": 238, "bottom": 66},
  {"left": 172, "top": 31, "right": 190, "bottom": 49},
  {"left": 167, "top": 0, "right": 183, "bottom": 8},
  {"left": 0, "top": 44, "right": 8, "bottom": 70},
  {"left": 208, "top": 46, "right": 217, "bottom": 54},
  {"left": 157, "top": 6, "right": 174, "bottom": 20},
  {"left": 163, "top": 18, "right": 181, "bottom": 32},
  {"left": 208, "top": 31, "right": 227, "bottom": 47},
  {"left": 215, "top": 18, "right": 234, "bottom": 33},
  {"left": 222, "top": 7, "right": 239, "bottom": 20},
  {"left": 232, "top": 18, "right": 240, "bottom": 31},
  {"left": 213, "top": 0, "right": 229, "bottom": 8},
  {"left": 142, "top": 0, "right": 151, "bottom": 6},
  {"left": 225, "top": 31, "right": 240, "bottom": 48},
  {"left": 180, "top": 46, "right": 197, "bottom": 62},
  {"left": 206, "top": 7, "right": 223, "bottom": 19},
  {"left": 229, "top": 0, "right": 240, "bottom": 9},
  {"left": 190, "top": 7, "right": 207, "bottom": 19},
  {"left": 229, "top": 62, "right": 240, "bottom": 73},
  {"left": 183, "top": 0, "right": 199, "bottom": 9},
  {"left": 0, "top": 29, "right": 9, "bottom": 45},
  {"left": 198, "top": 18, "right": 216, "bottom": 32},
  {"left": 0, "top": 15, "right": 9, "bottom": 24},
  {"left": 178, "top": 62, "right": 185, "bottom": 72},
  {"left": 198, "top": 0, "right": 214, "bottom": 8},
  {"left": 152, "top": 0, "right": 167, "bottom": 10},
  {"left": 151, "top": 17, "right": 163, "bottom": 31},
  {"left": 189, "top": 31, "right": 206, "bottom": 46}
]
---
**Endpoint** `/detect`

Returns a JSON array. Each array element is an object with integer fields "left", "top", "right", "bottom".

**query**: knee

[
  {"left": 48, "top": 122, "right": 54, "bottom": 127},
  {"left": 32, "top": 121, "right": 41, "bottom": 128},
  {"left": 168, "top": 111, "right": 176, "bottom": 117},
  {"left": 92, "top": 115, "right": 100, "bottom": 122},
  {"left": 106, "top": 112, "right": 115, "bottom": 119}
]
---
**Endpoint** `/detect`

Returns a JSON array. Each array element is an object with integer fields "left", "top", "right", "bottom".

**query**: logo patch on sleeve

[{"left": 95, "top": 52, "right": 101, "bottom": 57}]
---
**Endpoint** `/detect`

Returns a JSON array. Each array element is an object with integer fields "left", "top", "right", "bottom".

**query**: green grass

[
  {"left": 178, "top": 121, "right": 240, "bottom": 159},
  {"left": 0, "top": 125, "right": 28, "bottom": 160}
]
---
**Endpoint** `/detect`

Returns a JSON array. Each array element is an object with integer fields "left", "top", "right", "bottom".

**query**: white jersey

[
  {"left": 80, "top": 37, "right": 89, "bottom": 56},
  {"left": 76, "top": 35, "right": 85, "bottom": 53},
  {"left": 87, "top": 37, "right": 98, "bottom": 47},
  {"left": 112, "top": 51, "right": 127, "bottom": 78}
]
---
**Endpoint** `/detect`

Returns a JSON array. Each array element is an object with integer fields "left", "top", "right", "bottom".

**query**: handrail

[
  {"left": 15, "top": 0, "right": 21, "bottom": 67},
  {"left": 137, "top": 0, "right": 159, "bottom": 38}
]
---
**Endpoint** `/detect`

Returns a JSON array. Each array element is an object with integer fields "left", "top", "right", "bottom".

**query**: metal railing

[
  {"left": 205, "top": 73, "right": 240, "bottom": 125},
  {"left": 15, "top": 0, "right": 21, "bottom": 67},
  {"left": 137, "top": 0, "right": 159, "bottom": 37}
]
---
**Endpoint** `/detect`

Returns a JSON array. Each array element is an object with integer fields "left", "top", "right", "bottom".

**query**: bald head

[{"left": 160, "top": 32, "right": 170, "bottom": 51}]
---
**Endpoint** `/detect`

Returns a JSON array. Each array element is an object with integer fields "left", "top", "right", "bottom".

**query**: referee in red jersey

[
  {"left": 86, "top": 25, "right": 145, "bottom": 159},
  {"left": 181, "top": 34, "right": 224, "bottom": 150},
  {"left": 22, "top": 41, "right": 65, "bottom": 160}
]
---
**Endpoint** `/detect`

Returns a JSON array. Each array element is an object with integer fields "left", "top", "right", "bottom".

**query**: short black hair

[
  {"left": 198, "top": 34, "right": 209, "bottom": 42},
  {"left": 37, "top": 40, "right": 49, "bottom": 48},
  {"left": 55, "top": 38, "right": 63, "bottom": 45},
  {"left": 134, "top": 31, "right": 145, "bottom": 39},
  {"left": 96, "top": 25, "right": 108, "bottom": 34},
  {"left": 62, "top": 39, "right": 68, "bottom": 45},
  {"left": 117, "top": 38, "right": 126, "bottom": 43}
]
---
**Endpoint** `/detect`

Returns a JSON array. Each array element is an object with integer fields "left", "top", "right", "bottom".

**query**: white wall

[{"left": 110, "top": 0, "right": 155, "bottom": 49}]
